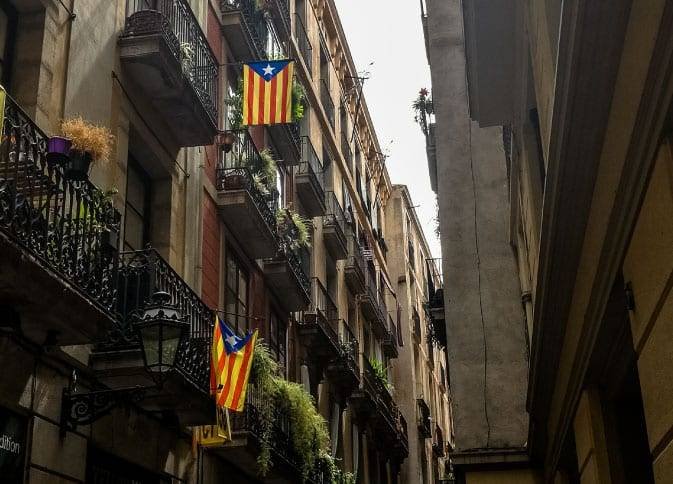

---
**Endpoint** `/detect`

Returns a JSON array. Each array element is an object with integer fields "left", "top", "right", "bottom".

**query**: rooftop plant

[{"left": 412, "top": 88, "right": 433, "bottom": 137}]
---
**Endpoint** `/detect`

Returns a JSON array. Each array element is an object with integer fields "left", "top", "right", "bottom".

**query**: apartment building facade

[
  {"left": 386, "top": 185, "right": 452, "bottom": 484},
  {"left": 0, "top": 0, "right": 412, "bottom": 483},
  {"left": 423, "top": 0, "right": 673, "bottom": 483}
]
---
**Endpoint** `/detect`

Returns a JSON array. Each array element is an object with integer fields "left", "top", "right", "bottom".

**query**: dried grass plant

[{"left": 61, "top": 117, "right": 114, "bottom": 162}]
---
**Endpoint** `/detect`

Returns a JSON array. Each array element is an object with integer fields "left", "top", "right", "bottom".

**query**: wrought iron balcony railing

[
  {"left": 309, "top": 277, "right": 339, "bottom": 323},
  {"left": 222, "top": 0, "right": 287, "bottom": 60},
  {"left": 230, "top": 382, "right": 298, "bottom": 469},
  {"left": 324, "top": 191, "right": 346, "bottom": 239},
  {"left": 298, "top": 136, "right": 325, "bottom": 195},
  {"left": 340, "top": 130, "right": 352, "bottom": 167},
  {"left": 0, "top": 94, "right": 121, "bottom": 313},
  {"left": 124, "top": 0, "right": 218, "bottom": 125},
  {"left": 216, "top": 129, "right": 278, "bottom": 231},
  {"left": 282, "top": 242, "right": 310, "bottom": 297},
  {"left": 113, "top": 248, "right": 214, "bottom": 392},
  {"left": 417, "top": 397, "right": 432, "bottom": 438},
  {"left": 320, "top": 79, "right": 335, "bottom": 129},
  {"left": 294, "top": 13, "right": 312, "bottom": 70},
  {"left": 338, "top": 319, "right": 359, "bottom": 372}
]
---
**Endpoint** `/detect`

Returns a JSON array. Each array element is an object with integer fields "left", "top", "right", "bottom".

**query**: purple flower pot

[{"left": 46, "top": 136, "right": 72, "bottom": 167}]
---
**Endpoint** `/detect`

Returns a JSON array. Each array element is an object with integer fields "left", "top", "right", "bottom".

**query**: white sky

[{"left": 334, "top": 0, "right": 441, "bottom": 260}]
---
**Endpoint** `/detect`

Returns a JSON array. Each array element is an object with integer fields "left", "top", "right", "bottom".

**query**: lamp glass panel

[
  {"left": 160, "top": 324, "right": 184, "bottom": 370},
  {"left": 140, "top": 325, "right": 161, "bottom": 367}
]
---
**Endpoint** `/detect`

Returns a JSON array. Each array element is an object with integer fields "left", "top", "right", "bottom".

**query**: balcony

[
  {"left": 220, "top": 0, "right": 286, "bottom": 60},
  {"left": 340, "top": 130, "right": 352, "bottom": 168},
  {"left": 222, "top": 383, "right": 302, "bottom": 481},
  {"left": 349, "top": 357, "right": 381, "bottom": 419},
  {"left": 91, "top": 248, "right": 214, "bottom": 424},
  {"left": 268, "top": 121, "right": 302, "bottom": 167},
  {"left": 433, "top": 425, "right": 445, "bottom": 457},
  {"left": 322, "top": 192, "right": 347, "bottom": 260},
  {"left": 294, "top": 13, "right": 312, "bottom": 72},
  {"left": 360, "top": 270, "right": 387, "bottom": 337},
  {"left": 298, "top": 278, "right": 340, "bottom": 362},
  {"left": 326, "top": 320, "right": 360, "bottom": 401},
  {"left": 417, "top": 397, "right": 432, "bottom": 438},
  {"left": 0, "top": 95, "right": 121, "bottom": 345},
  {"left": 428, "top": 288, "right": 446, "bottom": 348},
  {"left": 382, "top": 313, "right": 399, "bottom": 358},
  {"left": 426, "top": 320, "right": 436, "bottom": 369},
  {"left": 320, "top": 79, "right": 335, "bottom": 130},
  {"left": 120, "top": 0, "right": 218, "bottom": 147},
  {"left": 263, "top": 220, "right": 311, "bottom": 311},
  {"left": 412, "top": 306, "right": 422, "bottom": 343},
  {"left": 216, "top": 130, "right": 279, "bottom": 260},
  {"left": 344, "top": 235, "right": 366, "bottom": 295},
  {"left": 296, "top": 137, "right": 325, "bottom": 217}
]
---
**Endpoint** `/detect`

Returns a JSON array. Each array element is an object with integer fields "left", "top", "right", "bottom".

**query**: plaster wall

[{"left": 427, "top": 0, "right": 528, "bottom": 452}]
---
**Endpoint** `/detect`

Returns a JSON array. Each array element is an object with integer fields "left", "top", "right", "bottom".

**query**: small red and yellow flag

[
  {"left": 211, "top": 316, "right": 257, "bottom": 411},
  {"left": 242, "top": 60, "right": 294, "bottom": 126}
]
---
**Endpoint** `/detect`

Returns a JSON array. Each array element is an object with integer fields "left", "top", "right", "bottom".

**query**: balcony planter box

[{"left": 46, "top": 136, "right": 71, "bottom": 167}]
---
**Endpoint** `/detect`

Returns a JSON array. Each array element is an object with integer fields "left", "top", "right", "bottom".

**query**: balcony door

[
  {"left": 124, "top": 155, "right": 152, "bottom": 251},
  {"left": 225, "top": 251, "right": 249, "bottom": 334}
]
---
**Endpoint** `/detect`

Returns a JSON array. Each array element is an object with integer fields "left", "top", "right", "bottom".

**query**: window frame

[
  {"left": 225, "top": 250, "right": 249, "bottom": 335},
  {"left": 123, "top": 155, "right": 152, "bottom": 252}
]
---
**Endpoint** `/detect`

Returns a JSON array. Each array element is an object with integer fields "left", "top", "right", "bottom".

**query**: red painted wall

[{"left": 201, "top": 191, "right": 220, "bottom": 309}]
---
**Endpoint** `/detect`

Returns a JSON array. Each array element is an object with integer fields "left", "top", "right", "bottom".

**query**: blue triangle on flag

[{"left": 247, "top": 60, "right": 291, "bottom": 81}]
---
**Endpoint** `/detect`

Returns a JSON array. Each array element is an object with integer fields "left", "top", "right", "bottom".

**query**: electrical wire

[{"left": 57, "top": 0, "right": 76, "bottom": 20}]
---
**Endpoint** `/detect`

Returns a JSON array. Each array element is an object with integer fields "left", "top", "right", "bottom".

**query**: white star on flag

[
  {"left": 225, "top": 335, "right": 238, "bottom": 347},
  {"left": 262, "top": 64, "right": 276, "bottom": 76}
]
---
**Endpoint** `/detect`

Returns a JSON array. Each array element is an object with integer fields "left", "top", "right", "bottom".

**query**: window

[
  {"left": 0, "top": 1, "right": 17, "bottom": 88},
  {"left": 268, "top": 311, "right": 287, "bottom": 374},
  {"left": 225, "top": 252, "right": 249, "bottom": 334},
  {"left": 124, "top": 156, "right": 152, "bottom": 251}
]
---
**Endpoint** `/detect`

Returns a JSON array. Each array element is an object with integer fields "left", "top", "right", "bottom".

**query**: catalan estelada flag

[
  {"left": 211, "top": 316, "right": 258, "bottom": 411},
  {"left": 242, "top": 60, "right": 294, "bottom": 126}
]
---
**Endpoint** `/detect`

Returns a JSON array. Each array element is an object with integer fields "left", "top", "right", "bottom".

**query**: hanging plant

[
  {"left": 250, "top": 341, "right": 279, "bottom": 476},
  {"left": 225, "top": 78, "right": 244, "bottom": 130},
  {"left": 258, "top": 148, "right": 278, "bottom": 192},
  {"left": 250, "top": 340, "right": 333, "bottom": 481},
  {"left": 292, "top": 81, "right": 306, "bottom": 122},
  {"left": 369, "top": 358, "right": 393, "bottom": 391},
  {"left": 276, "top": 208, "right": 311, "bottom": 249},
  {"left": 276, "top": 379, "right": 330, "bottom": 480}
]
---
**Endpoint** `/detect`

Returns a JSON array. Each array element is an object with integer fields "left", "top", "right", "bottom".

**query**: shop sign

[
  {"left": 195, "top": 406, "right": 230, "bottom": 447},
  {"left": 0, "top": 407, "right": 26, "bottom": 484}
]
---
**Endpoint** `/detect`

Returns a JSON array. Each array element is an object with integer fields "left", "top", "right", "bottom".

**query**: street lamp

[
  {"left": 60, "top": 291, "right": 190, "bottom": 432},
  {"left": 134, "top": 291, "right": 189, "bottom": 383}
]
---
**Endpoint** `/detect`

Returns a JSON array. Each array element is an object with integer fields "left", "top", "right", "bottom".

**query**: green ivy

[{"left": 276, "top": 208, "right": 311, "bottom": 249}]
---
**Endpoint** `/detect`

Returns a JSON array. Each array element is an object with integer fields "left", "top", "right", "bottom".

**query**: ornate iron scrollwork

[{"left": 60, "top": 386, "right": 146, "bottom": 433}]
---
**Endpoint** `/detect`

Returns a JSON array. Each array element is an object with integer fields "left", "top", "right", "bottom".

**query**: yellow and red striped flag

[
  {"left": 242, "top": 60, "right": 294, "bottom": 126},
  {"left": 211, "top": 316, "right": 258, "bottom": 411}
]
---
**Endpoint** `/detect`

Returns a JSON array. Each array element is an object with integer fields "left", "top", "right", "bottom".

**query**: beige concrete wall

[
  {"left": 573, "top": 389, "right": 611, "bottom": 484},
  {"left": 623, "top": 139, "right": 673, "bottom": 483}
]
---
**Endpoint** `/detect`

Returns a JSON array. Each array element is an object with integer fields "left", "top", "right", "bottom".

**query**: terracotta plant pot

[
  {"left": 64, "top": 150, "right": 93, "bottom": 181},
  {"left": 46, "top": 136, "right": 72, "bottom": 167}
]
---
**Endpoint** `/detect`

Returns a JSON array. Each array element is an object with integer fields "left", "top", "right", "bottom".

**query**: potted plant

[
  {"left": 60, "top": 117, "right": 114, "bottom": 181},
  {"left": 276, "top": 208, "right": 310, "bottom": 249},
  {"left": 292, "top": 81, "right": 306, "bottom": 122},
  {"left": 412, "top": 87, "right": 433, "bottom": 136},
  {"left": 46, "top": 136, "right": 72, "bottom": 167}
]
